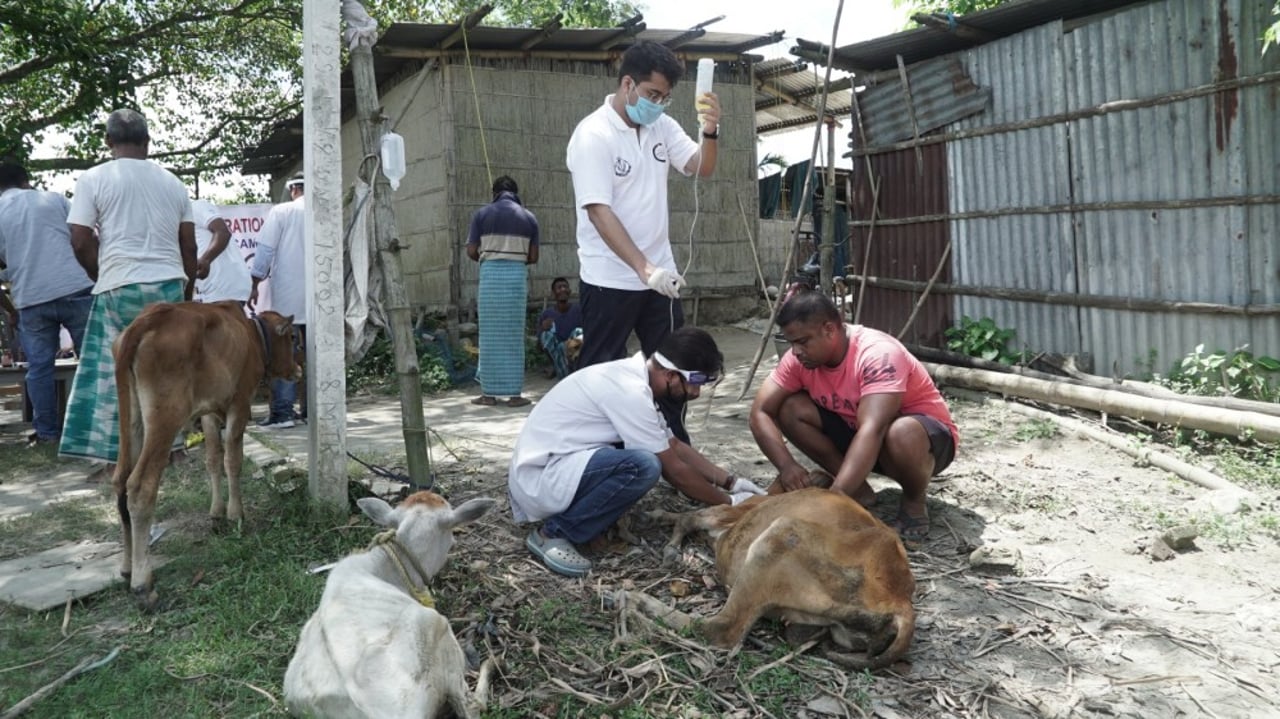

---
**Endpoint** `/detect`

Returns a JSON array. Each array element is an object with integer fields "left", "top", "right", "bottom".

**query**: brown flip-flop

[
  {"left": 892, "top": 510, "right": 930, "bottom": 545},
  {"left": 471, "top": 395, "right": 497, "bottom": 406},
  {"left": 506, "top": 396, "right": 531, "bottom": 407}
]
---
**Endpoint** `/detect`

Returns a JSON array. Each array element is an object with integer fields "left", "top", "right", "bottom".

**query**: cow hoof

[
  {"left": 133, "top": 587, "right": 161, "bottom": 613},
  {"left": 700, "top": 620, "right": 739, "bottom": 650}
]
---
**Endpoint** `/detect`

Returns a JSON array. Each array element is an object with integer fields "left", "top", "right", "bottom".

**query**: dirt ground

[{"left": 409, "top": 325, "right": 1280, "bottom": 718}]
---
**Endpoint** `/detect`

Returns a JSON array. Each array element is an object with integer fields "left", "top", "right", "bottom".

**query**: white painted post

[{"left": 302, "top": 0, "right": 347, "bottom": 507}]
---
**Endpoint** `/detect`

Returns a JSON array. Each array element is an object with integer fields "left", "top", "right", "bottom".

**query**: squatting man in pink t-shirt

[{"left": 750, "top": 291, "right": 960, "bottom": 544}]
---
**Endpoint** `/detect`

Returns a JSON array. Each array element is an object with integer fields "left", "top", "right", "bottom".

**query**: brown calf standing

[
  {"left": 112, "top": 302, "right": 300, "bottom": 609},
  {"left": 656, "top": 478, "right": 916, "bottom": 669}
]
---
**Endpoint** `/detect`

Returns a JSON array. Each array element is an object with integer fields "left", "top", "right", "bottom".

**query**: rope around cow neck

[{"left": 368, "top": 529, "right": 435, "bottom": 608}]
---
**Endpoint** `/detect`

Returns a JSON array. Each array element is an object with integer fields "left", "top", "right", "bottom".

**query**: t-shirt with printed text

[{"left": 770, "top": 324, "right": 959, "bottom": 447}]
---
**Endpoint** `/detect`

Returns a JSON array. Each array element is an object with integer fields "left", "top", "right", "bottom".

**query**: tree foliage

[
  {"left": 891, "top": 0, "right": 1007, "bottom": 21},
  {"left": 0, "top": 0, "right": 638, "bottom": 180},
  {"left": 1266, "top": 2, "right": 1280, "bottom": 53}
]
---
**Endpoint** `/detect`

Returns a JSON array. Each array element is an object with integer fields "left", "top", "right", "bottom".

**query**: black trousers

[{"left": 577, "top": 280, "right": 689, "bottom": 443}]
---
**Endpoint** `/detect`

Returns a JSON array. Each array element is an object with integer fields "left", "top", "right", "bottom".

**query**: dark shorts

[{"left": 817, "top": 405, "right": 956, "bottom": 476}]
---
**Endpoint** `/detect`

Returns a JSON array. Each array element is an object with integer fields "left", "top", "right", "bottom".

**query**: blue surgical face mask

[{"left": 625, "top": 83, "right": 667, "bottom": 126}]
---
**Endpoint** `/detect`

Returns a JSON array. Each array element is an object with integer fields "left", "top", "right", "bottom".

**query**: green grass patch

[
  {"left": 0, "top": 440, "right": 93, "bottom": 482},
  {"left": 0, "top": 453, "right": 364, "bottom": 718}
]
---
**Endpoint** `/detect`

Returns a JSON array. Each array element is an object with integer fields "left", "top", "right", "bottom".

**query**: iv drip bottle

[{"left": 695, "top": 58, "right": 714, "bottom": 126}]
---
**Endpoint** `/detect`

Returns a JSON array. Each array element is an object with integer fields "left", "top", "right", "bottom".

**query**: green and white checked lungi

[
  {"left": 476, "top": 259, "right": 527, "bottom": 397},
  {"left": 58, "top": 280, "right": 185, "bottom": 463}
]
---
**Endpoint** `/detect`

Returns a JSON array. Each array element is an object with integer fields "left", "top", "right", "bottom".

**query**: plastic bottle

[
  {"left": 694, "top": 58, "right": 715, "bottom": 126},
  {"left": 380, "top": 131, "right": 406, "bottom": 191}
]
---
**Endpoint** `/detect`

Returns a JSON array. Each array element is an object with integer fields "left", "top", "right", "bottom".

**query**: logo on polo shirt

[
  {"left": 652, "top": 142, "right": 668, "bottom": 163},
  {"left": 614, "top": 157, "right": 632, "bottom": 177}
]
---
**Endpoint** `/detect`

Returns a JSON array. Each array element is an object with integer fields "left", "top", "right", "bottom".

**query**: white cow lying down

[{"left": 284, "top": 491, "right": 495, "bottom": 719}]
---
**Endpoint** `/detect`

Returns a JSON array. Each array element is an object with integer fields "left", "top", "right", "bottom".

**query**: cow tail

[
  {"left": 826, "top": 605, "right": 916, "bottom": 671},
  {"left": 113, "top": 325, "right": 144, "bottom": 478},
  {"left": 873, "top": 607, "right": 916, "bottom": 670}
]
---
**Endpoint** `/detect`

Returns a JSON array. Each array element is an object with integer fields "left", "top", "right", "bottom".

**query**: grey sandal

[{"left": 526, "top": 530, "right": 592, "bottom": 578}]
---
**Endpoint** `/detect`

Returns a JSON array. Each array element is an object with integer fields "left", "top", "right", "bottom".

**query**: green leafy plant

[
  {"left": 346, "top": 332, "right": 468, "bottom": 395},
  {"left": 524, "top": 306, "right": 550, "bottom": 372},
  {"left": 1013, "top": 418, "right": 1060, "bottom": 442},
  {"left": 944, "top": 315, "right": 1021, "bottom": 364},
  {"left": 1163, "top": 344, "right": 1280, "bottom": 402},
  {"left": 1266, "top": 1, "right": 1280, "bottom": 53},
  {"left": 346, "top": 334, "right": 397, "bottom": 393}
]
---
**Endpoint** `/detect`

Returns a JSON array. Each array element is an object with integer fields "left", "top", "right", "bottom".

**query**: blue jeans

[
  {"left": 542, "top": 448, "right": 662, "bottom": 544},
  {"left": 18, "top": 290, "right": 93, "bottom": 439},
  {"left": 270, "top": 378, "right": 297, "bottom": 420},
  {"left": 268, "top": 323, "right": 305, "bottom": 420}
]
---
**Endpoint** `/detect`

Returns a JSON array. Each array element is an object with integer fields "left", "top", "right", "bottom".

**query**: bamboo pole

[
  {"left": 947, "top": 388, "right": 1247, "bottom": 494},
  {"left": 737, "top": 194, "right": 774, "bottom": 317},
  {"left": 351, "top": 37, "right": 434, "bottom": 486},
  {"left": 908, "top": 343, "right": 1280, "bottom": 418},
  {"left": 896, "top": 239, "right": 951, "bottom": 340},
  {"left": 851, "top": 177, "right": 879, "bottom": 324},
  {"left": 847, "top": 274, "right": 1280, "bottom": 317},
  {"left": 736, "top": 0, "right": 846, "bottom": 401},
  {"left": 819, "top": 117, "right": 836, "bottom": 292},
  {"left": 847, "top": 63, "right": 880, "bottom": 325},
  {"left": 895, "top": 54, "right": 924, "bottom": 176},
  {"left": 927, "top": 363, "right": 1280, "bottom": 442}
]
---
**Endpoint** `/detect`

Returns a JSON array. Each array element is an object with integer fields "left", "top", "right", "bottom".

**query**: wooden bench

[{"left": 0, "top": 359, "right": 79, "bottom": 425}]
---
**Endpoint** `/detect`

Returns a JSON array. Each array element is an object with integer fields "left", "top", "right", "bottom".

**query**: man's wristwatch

[{"left": 702, "top": 127, "right": 719, "bottom": 140}]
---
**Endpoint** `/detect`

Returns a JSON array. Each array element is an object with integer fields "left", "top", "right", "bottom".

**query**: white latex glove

[
  {"left": 730, "top": 490, "right": 760, "bottom": 506},
  {"left": 646, "top": 267, "right": 686, "bottom": 299},
  {"left": 729, "top": 476, "right": 767, "bottom": 496}
]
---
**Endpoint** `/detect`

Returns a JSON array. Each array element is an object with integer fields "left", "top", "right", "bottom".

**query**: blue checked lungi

[
  {"left": 476, "top": 259, "right": 527, "bottom": 397},
  {"left": 540, "top": 325, "right": 582, "bottom": 380},
  {"left": 59, "top": 280, "right": 185, "bottom": 463}
]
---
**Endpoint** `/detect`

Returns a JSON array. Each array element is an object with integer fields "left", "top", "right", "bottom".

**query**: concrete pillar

[{"left": 302, "top": 0, "right": 347, "bottom": 507}]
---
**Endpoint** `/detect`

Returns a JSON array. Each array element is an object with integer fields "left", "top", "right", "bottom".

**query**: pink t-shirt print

[{"left": 771, "top": 324, "right": 960, "bottom": 448}]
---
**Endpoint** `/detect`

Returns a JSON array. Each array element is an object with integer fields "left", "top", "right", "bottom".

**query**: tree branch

[{"left": 0, "top": 0, "right": 295, "bottom": 86}]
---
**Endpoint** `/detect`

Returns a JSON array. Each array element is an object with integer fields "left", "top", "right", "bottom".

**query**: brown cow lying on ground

[
  {"left": 113, "top": 302, "right": 299, "bottom": 610},
  {"left": 653, "top": 474, "right": 917, "bottom": 669}
]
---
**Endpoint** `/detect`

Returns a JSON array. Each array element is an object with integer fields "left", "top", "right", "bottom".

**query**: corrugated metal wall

[
  {"left": 947, "top": 21, "right": 1081, "bottom": 363},
  {"left": 849, "top": 143, "right": 951, "bottom": 347},
  {"left": 936, "top": 0, "right": 1278, "bottom": 375},
  {"left": 1063, "top": 0, "right": 1279, "bottom": 375}
]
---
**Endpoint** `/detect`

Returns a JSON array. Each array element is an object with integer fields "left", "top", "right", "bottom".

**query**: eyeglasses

[
  {"left": 653, "top": 352, "right": 719, "bottom": 386},
  {"left": 628, "top": 79, "right": 673, "bottom": 107}
]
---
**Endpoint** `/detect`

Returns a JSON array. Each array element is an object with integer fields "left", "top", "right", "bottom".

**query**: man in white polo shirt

[{"left": 566, "top": 40, "right": 721, "bottom": 444}]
